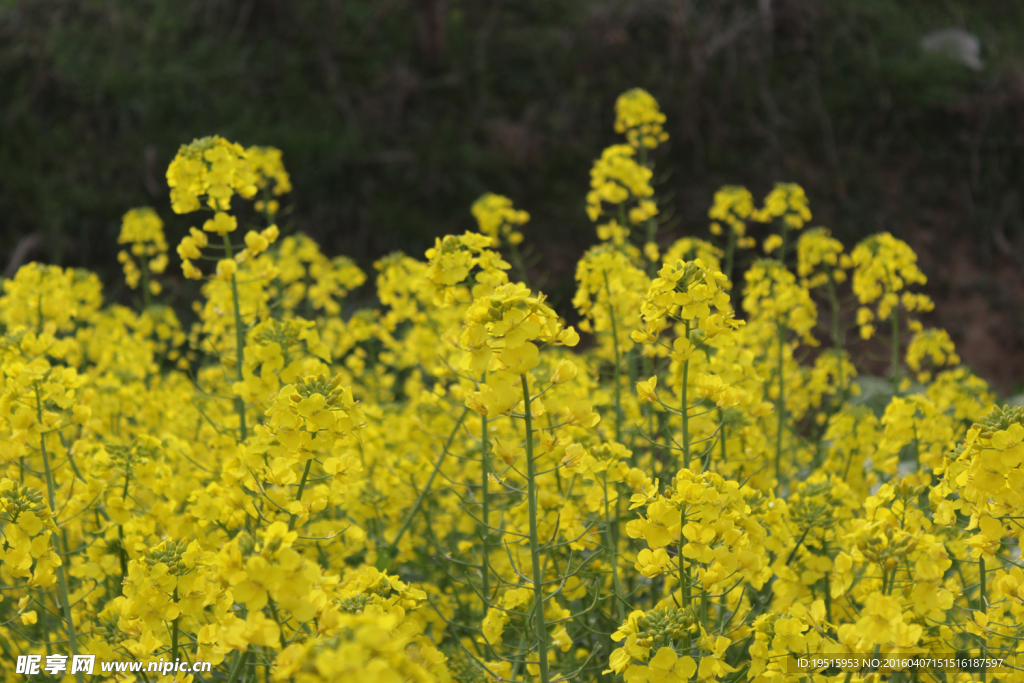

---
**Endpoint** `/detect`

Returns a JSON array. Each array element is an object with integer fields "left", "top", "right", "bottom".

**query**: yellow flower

[
  {"left": 640, "top": 499, "right": 680, "bottom": 548},
  {"left": 215, "top": 258, "right": 238, "bottom": 281},
  {"left": 246, "top": 146, "right": 292, "bottom": 196},
  {"left": 204, "top": 211, "right": 238, "bottom": 235},
  {"left": 752, "top": 182, "right": 812, "bottom": 229},
  {"left": 471, "top": 193, "right": 529, "bottom": 246},
  {"left": 709, "top": 186, "right": 754, "bottom": 237},
  {"left": 614, "top": 88, "right": 669, "bottom": 149},
  {"left": 4, "top": 98, "right": 1016, "bottom": 683},
  {"left": 167, "top": 135, "right": 258, "bottom": 213},
  {"left": 244, "top": 230, "right": 270, "bottom": 255},
  {"left": 648, "top": 647, "right": 696, "bottom": 683},
  {"left": 586, "top": 144, "right": 654, "bottom": 223},
  {"left": 854, "top": 592, "right": 903, "bottom": 645},
  {"left": 635, "top": 548, "right": 673, "bottom": 577},
  {"left": 499, "top": 341, "right": 540, "bottom": 374},
  {"left": 551, "top": 359, "right": 578, "bottom": 384},
  {"left": 636, "top": 376, "right": 658, "bottom": 402}
]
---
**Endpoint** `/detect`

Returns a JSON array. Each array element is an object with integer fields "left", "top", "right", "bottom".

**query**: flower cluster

[
  {"left": 708, "top": 185, "right": 756, "bottom": 247},
  {"left": 0, "top": 91, "right": 1013, "bottom": 683},
  {"left": 166, "top": 135, "right": 259, "bottom": 214},
  {"left": 586, "top": 145, "right": 656, "bottom": 231},
  {"left": 754, "top": 182, "right": 812, "bottom": 231},
  {"left": 117, "top": 207, "right": 169, "bottom": 297},
  {"left": 471, "top": 193, "right": 529, "bottom": 247},
  {"left": 852, "top": 232, "right": 933, "bottom": 341},
  {"left": 614, "top": 88, "right": 669, "bottom": 149}
]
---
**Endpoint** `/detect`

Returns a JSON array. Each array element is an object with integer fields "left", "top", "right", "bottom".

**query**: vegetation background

[{"left": 2, "top": 0, "right": 1024, "bottom": 392}]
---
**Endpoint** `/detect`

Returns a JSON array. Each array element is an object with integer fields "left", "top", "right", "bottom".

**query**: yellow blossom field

[{"left": 1, "top": 89, "right": 1022, "bottom": 683}]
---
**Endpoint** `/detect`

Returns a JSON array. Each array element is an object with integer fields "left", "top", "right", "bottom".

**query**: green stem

[
  {"left": 480, "top": 379, "right": 491, "bottom": 611},
  {"left": 303, "top": 265, "right": 314, "bottom": 320},
  {"left": 140, "top": 258, "right": 152, "bottom": 309},
  {"left": 980, "top": 556, "right": 988, "bottom": 682},
  {"left": 646, "top": 216, "right": 659, "bottom": 278},
  {"left": 866, "top": 567, "right": 895, "bottom": 673},
  {"left": 979, "top": 555, "right": 987, "bottom": 610},
  {"left": 823, "top": 538, "right": 832, "bottom": 631},
  {"left": 678, "top": 323, "right": 693, "bottom": 606},
  {"left": 775, "top": 315, "right": 786, "bottom": 496},
  {"left": 118, "top": 463, "right": 130, "bottom": 583},
  {"left": 602, "top": 274, "right": 625, "bottom": 621},
  {"left": 974, "top": 557, "right": 983, "bottom": 679},
  {"left": 841, "top": 445, "right": 855, "bottom": 482},
  {"left": 604, "top": 273, "right": 623, "bottom": 445},
  {"left": 826, "top": 271, "right": 842, "bottom": 349},
  {"left": 509, "top": 241, "right": 529, "bottom": 286},
  {"left": 825, "top": 272, "right": 847, "bottom": 401},
  {"left": 677, "top": 333, "right": 691, "bottom": 616},
  {"left": 223, "top": 233, "right": 247, "bottom": 442},
  {"left": 287, "top": 458, "right": 314, "bottom": 531},
  {"left": 724, "top": 230, "right": 736, "bottom": 286},
  {"left": 36, "top": 387, "right": 83, "bottom": 683},
  {"left": 679, "top": 505, "right": 689, "bottom": 609},
  {"left": 171, "top": 587, "right": 179, "bottom": 661},
  {"left": 39, "top": 590, "right": 51, "bottom": 656},
  {"left": 521, "top": 373, "right": 550, "bottom": 683},
  {"left": 779, "top": 223, "right": 790, "bottom": 270},
  {"left": 118, "top": 526, "right": 128, "bottom": 584},
  {"left": 616, "top": 204, "right": 629, "bottom": 257},
  {"left": 226, "top": 650, "right": 249, "bottom": 683},
  {"left": 890, "top": 307, "right": 900, "bottom": 388},
  {"left": 681, "top": 320, "right": 691, "bottom": 470},
  {"left": 602, "top": 470, "right": 623, "bottom": 622},
  {"left": 713, "top": 408, "right": 727, "bottom": 473},
  {"left": 383, "top": 407, "right": 469, "bottom": 568},
  {"left": 775, "top": 225, "right": 789, "bottom": 495},
  {"left": 656, "top": 410, "right": 668, "bottom": 481},
  {"left": 641, "top": 351, "right": 656, "bottom": 470}
]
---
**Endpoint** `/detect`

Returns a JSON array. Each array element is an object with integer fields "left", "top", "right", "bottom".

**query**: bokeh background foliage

[{"left": 2, "top": 0, "right": 1024, "bottom": 390}]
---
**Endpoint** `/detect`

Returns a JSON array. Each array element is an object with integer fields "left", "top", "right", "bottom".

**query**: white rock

[{"left": 921, "top": 28, "right": 983, "bottom": 71}]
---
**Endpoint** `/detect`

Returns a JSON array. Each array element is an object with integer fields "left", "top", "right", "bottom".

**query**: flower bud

[
  {"left": 216, "top": 259, "right": 238, "bottom": 281},
  {"left": 551, "top": 359, "right": 577, "bottom": 385},
  {"left": 561, "top": 443, "right": 586, "bottom": 468}
]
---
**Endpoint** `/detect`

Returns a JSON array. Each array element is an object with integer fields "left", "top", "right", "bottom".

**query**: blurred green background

[{"left": 2, "top": 0, "right": 1024, "bottom": 391}]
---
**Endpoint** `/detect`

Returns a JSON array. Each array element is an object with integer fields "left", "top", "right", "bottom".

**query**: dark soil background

[{"left": 3, "top": 0, "right": 1024, "bottom": 394}]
